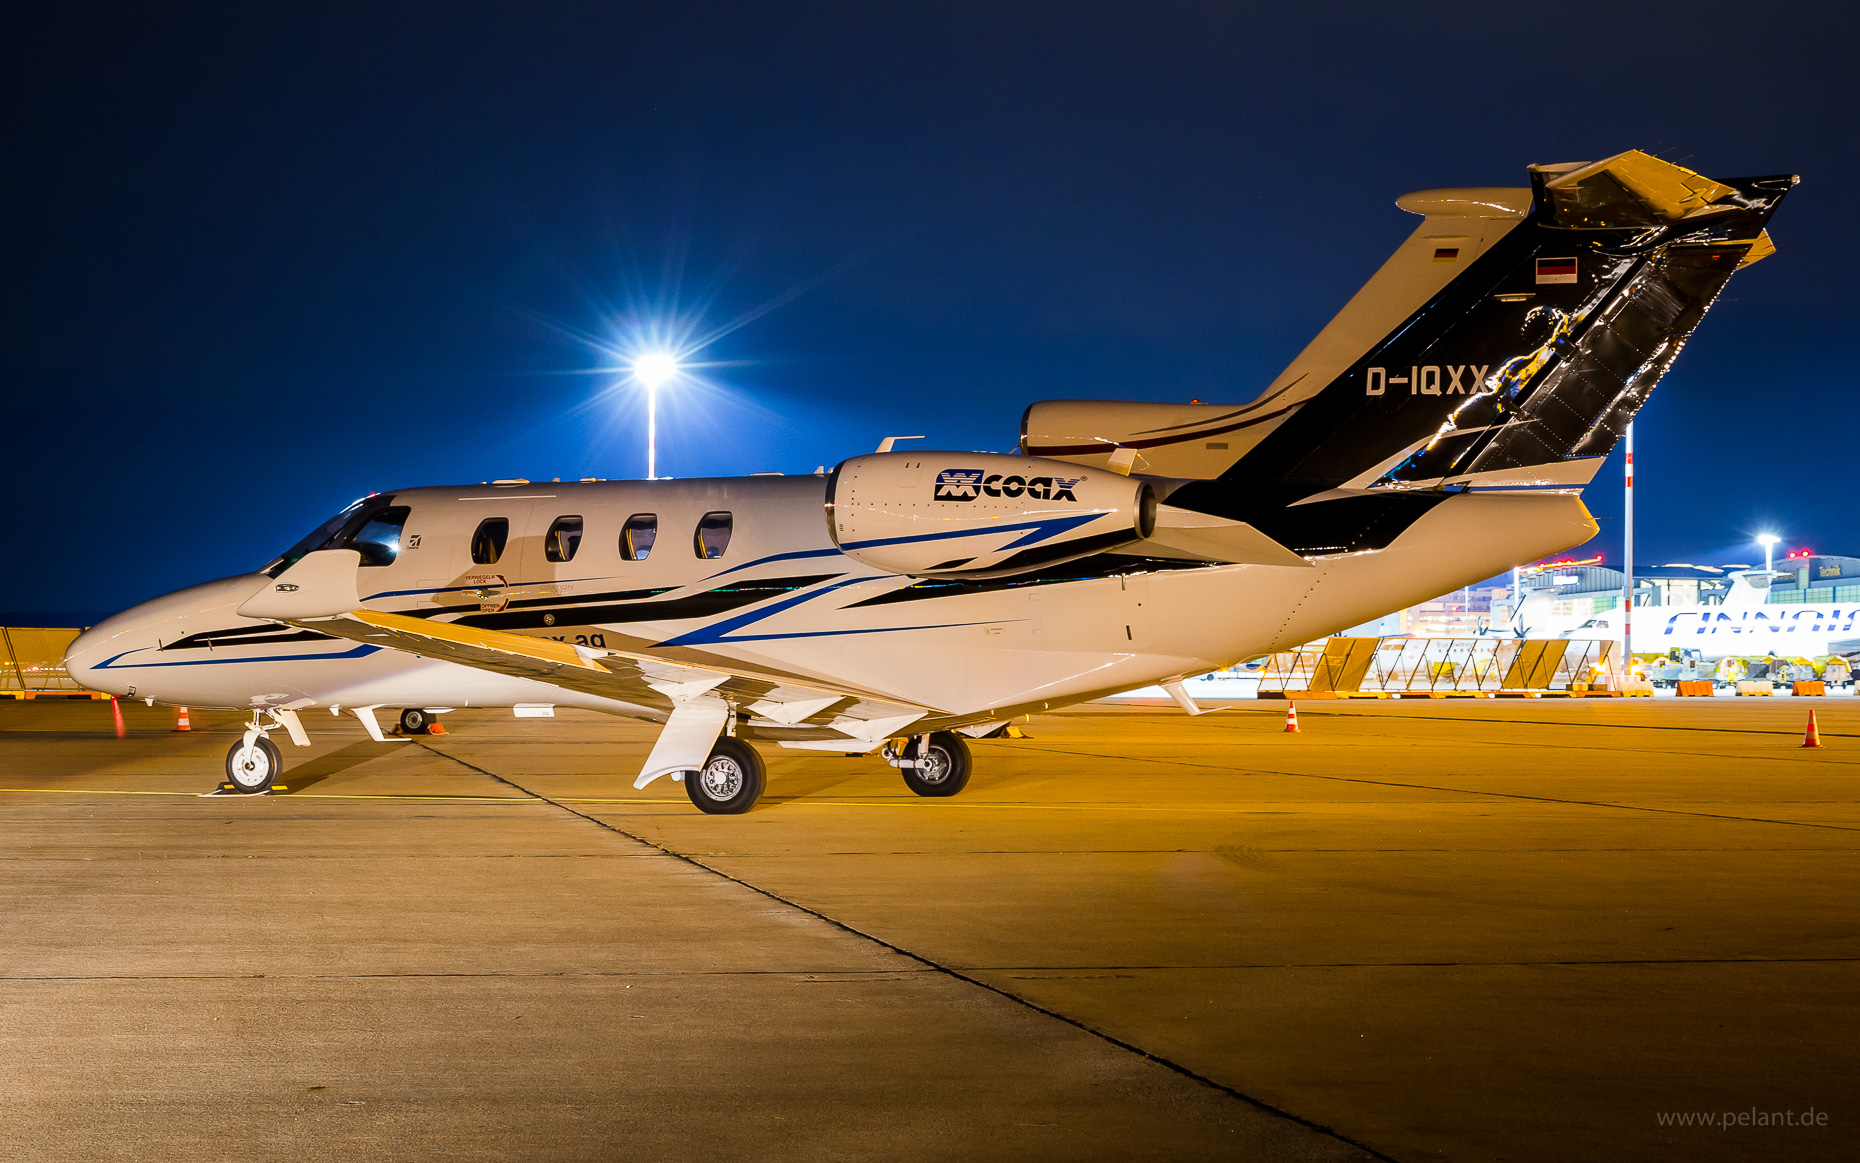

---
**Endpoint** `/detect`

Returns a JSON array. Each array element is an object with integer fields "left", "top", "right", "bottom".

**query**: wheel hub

[
  {"left": 701, "top": 757, "right": 743, "bottom": 800},
  {"left": 916, "top": 747, "right": 949, "bottom": 783},
  {"left": 231, "top": 745, "right": 270, "bottom": 787}
]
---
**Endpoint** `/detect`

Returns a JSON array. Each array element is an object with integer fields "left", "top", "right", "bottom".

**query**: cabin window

[
  {"left": 350, "top": 507, "right": 411, "bottom": 568},
  {"left": 694, "top": 511, "right": 733, "bottom": 559},
  {"left": 544, "top": 515, "right": 583, "bottom": 563},
  {"left": 620, "top": 513, "right": 657, "bottom": 561},
  {"left": 471, "top": 518, "right": 510, "bottom": 565}
]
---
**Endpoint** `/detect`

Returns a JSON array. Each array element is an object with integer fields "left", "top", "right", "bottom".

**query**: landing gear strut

[
  {"left": 888, "top": 731, "right": 972, "bottom": 797},
  {"left": 685, "top": 737, "right": 767, "bottom": 815},
  {"left": 224, "top": 735, "right": 282, "bottom": 794}
]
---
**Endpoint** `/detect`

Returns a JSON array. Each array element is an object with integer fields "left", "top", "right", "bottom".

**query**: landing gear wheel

[
  {"left": 902, "top": 731, "right": 971, "bottom": 797},
  {"left": 225, "top": 736, "right": 282, "bottom": 794},
  {"left": 399, "top": 707, "right": 429, "bottom": 735},
  {"left": 685, "top": 737, "right": 766, "bottom": 815}
]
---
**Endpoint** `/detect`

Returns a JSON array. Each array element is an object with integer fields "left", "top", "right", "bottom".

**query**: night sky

[{"left": 8, "top": 2, "right": 1853, "bottom": 622}]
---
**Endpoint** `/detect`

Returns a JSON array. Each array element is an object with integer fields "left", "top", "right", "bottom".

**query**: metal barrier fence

[
  {"left": 0, "top": 628, "right": 90, "bottom": 697},
  {"left": 1258, "top": 636, "right": 1618, "bottom": 696}
]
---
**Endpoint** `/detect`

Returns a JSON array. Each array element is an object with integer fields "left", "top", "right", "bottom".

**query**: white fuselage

[
  {"left": 66, "top": 476, "right": 1598, "bottom": 734},
  {"left": 1563, "top": 605, "right": 1860, "bottom": 660}
]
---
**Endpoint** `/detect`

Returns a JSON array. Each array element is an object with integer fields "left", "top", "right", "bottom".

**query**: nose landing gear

[
  {"left": 223, "top": 734, "right": 282, "bottom": 794},
  {"left": 209, "top": 709, "right": 309, "bottom": 795}
]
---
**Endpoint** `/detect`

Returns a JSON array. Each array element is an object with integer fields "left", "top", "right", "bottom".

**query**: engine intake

[{"left": 825, "top": 451, "right": 1156, "bottom": 578}]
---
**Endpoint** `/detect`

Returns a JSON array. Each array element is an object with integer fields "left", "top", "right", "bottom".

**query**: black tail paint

[{"left": 1169, "top": 158, "right": 1794, "bottom": 555}]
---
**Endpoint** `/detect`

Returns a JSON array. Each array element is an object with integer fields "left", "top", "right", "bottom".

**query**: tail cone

[
  {"left": 1284, "top": 702, "right": 1300, "bottom": 733},
  {"left": 1804, "top": 710, "right": 1821, "bottom": 749}
]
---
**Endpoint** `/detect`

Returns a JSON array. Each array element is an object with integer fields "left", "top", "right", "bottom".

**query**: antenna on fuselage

[{"left": 875, "top": 435, "right": 925, "bottom": 454}]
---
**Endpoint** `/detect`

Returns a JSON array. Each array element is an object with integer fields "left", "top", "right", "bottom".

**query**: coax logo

[{"left": 935, "top": 468, "right": 1083, "bottom": 502}]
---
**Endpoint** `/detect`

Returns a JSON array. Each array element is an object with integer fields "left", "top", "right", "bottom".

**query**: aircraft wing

[
  {"left": 237, "top": 550, "right": 932, "bottom": 781},
  {"left": 304, "top": 606, "right": 925, "bottom": 720}
]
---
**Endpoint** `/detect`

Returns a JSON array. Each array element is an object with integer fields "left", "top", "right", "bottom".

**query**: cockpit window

[
  {"left": 620, "top": 513, "right": 656, "bottom": 561},
  {"left": 262, "top": 494, "right": 398, "bottom": 577},
  {"left": 471, "top": 518, "right": 510, "bottom": 565},
  {"left": 351, "top": 507, "right": 410, "bottom": 567},
  {"left": 545, "top": 516, "right": 583, "bottom": 563},
  {"left": 695, "top": 511, "right": 733, "bottom": 559}
]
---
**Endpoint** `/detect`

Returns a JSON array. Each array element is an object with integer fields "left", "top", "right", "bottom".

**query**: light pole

[
  {"left": 631, "top": 352, "right": 680, "bottom": 479},
  {"left": 1757, "top": 533, "right": 1780, "bottom": 574},
  {"left": 1622, "top": 422, "right": 1634, "bottom": 663}
]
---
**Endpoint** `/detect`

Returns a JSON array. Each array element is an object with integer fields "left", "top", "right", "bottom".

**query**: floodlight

[
  {"left": 1756, "top": 533, "right": 1780, "bottom": 573},
  {"left": 632, "top": 351, "right": 680, "bottom": 389}
]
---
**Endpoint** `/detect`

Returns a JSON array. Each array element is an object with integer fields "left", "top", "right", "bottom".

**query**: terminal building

[
  {"left": 1346, "top": 554, "right": 1860, "bottom": 640},
  {"left": 1526, "top": 554, "right": 1860, "bottom": 621}
]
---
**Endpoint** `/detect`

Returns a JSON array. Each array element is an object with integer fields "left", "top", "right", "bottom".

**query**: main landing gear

[
  {"left": 885, "top": 731, "right": 972, "bottom": 797},
  {"left": 685, "top": 737, "right": 767, "bottom": 815},
  {"left": 682, "top": 731, "right": 975, "bottom": 815}
]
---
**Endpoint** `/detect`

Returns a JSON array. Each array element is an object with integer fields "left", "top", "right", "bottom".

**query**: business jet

[{"left": 65, "top": 150, "right": 1794, "bottom": 812}]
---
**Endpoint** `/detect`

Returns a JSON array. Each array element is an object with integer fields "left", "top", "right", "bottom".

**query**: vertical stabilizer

[{"left": 1161, "top": 152, "right": 1793, "bottom": 554}]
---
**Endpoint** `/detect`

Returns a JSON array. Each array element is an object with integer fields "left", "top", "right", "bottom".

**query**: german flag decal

[
  {"left": 1536, "top": 256, "right": 1578, "bottom": 284},
  {"left": 1432, "top": 247, "right": 1460, "bottom": 262}
]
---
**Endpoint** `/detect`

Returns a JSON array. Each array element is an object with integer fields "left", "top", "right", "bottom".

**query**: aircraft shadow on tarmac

[
  {"left": 275, "top": 741, "right": 404, "bottom": 794},
  {"left": 758, "top": 757, "right": 876, "bottom": 803}
]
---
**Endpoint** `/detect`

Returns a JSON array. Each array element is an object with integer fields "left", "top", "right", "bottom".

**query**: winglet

[{"left": 237, "top": 550, "right": 363, "bottom": 621}]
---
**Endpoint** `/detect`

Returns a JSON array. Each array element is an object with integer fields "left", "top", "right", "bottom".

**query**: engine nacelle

[{"left": 825, "top": 451, "right": 1157, "bottom": 578}]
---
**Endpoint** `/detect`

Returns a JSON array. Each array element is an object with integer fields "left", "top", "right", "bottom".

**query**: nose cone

[
  {"left": 61, "top": 574, "right": 274, "bottom": 699},
  {"left": 63, "top": 621, "right": 128, "bottom": 695}
]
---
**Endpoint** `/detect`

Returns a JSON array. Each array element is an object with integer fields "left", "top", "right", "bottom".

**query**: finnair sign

[
  {"left": 1658, "top": 608, "right": 1860, "bottom": 636},
  {"left": 1643, "top": 606, "right": 1860, "bottom": 657}
]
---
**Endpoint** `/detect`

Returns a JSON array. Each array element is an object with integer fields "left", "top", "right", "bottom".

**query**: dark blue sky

[{"left": 7, "top": 2, "right": 1852, "bottom": 619}]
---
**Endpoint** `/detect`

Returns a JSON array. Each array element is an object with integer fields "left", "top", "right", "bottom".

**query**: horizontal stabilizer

[
  {"left": 1135, "top": 506, "right": 1312, "bottom": 568},
  {"left": 1536, "top": 150, "right": 1739, "bottom": 228}
]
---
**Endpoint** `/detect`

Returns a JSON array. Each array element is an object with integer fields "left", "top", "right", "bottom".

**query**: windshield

[{"left": 262, "top": 494, "right": 398, "bottom": 576}]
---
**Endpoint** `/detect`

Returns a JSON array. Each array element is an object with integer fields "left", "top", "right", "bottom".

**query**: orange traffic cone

[
  {"left": 428, "top": 722, "right": 447, "bottom": 735},
  {"left": 1284, "top": 702, "right": 1300, "bottom": 733},
  {"left": 110, "top": 697, "right": 125, "bottom": 738},
  {"left": 1803, "top": 710, "right": 1822, "bottom": 749},
  {"left": 174, "top": 706, "right": 191, "bottom": 732}
]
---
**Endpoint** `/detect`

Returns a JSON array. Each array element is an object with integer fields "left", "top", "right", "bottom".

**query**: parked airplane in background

[
  {"left": 66, "top": 151, "right": 1794, "bottom": 812},
  {"left": 1507, "top": 567, "right": 1774, "bottom": 639},
  {"left": 1554, "top": 571, "right": 1860, "bottom": 660}
]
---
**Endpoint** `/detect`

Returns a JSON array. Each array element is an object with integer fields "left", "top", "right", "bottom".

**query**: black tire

[
  {"left": 902, "top": 731, "right": 971, "bottom": 797},
  {"left": 225, "top": 735, "right": 282, "bottom": 794},
  {"left": 685, "top": 737, "right": 766, "bottom": 815},
  {"left": 399, "top": 707, "right": 429, "bottom": 735}
]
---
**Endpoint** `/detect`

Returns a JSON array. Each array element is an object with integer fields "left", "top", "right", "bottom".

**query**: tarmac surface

[{"left": 2, "top": 696, "right": 1856, "bottom": 1162}]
